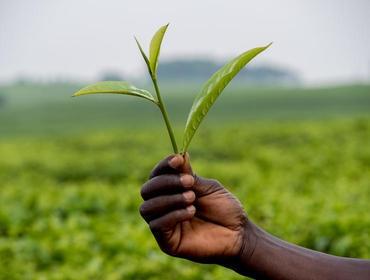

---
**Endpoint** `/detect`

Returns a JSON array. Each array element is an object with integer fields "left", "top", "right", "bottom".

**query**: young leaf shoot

[
  {"left": 72, "top": 24, "right": 271, "bottom": 155},
  {"left": 74, "top": 24, "right": 178, "bottom": 153},
  {"left": 149, "top": 23, "right": 169, "bottom": 77}
]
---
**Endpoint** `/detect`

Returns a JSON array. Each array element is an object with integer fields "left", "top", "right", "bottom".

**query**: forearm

[{"left": 226, "top": 221, "right": 370, "bottom": 280}]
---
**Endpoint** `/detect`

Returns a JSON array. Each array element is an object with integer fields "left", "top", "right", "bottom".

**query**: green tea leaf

[
  {"left": 134, "top": 37, "right": 152, "bottom": 75},
  {"left": 72, "top": 81, "right": 157, "bottom": 104},
  {"left": 182, "top": 43, "right": 272, "bottom": 152},
  {"left": 149, "top": 23, "right": 169, "bottom": 76}
]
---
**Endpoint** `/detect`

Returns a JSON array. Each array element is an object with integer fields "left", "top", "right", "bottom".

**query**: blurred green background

[
  {"left": 0, "top": 82, "right": 369, "bottom": 279},
  {"left": 2, "top": 0, "right": 370, "bottom": 278}
]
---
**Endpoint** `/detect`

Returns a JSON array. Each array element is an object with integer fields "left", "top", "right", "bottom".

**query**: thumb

[
  {"left": 180, "top": 152, "right": 193, "bottom": 175},
  {"left": 180, "top": 153, "right": 224, "bottom": 196}
]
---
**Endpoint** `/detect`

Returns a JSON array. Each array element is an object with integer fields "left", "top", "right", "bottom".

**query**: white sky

[{"left": 0, "top": 0, "right": 369, "bottom": 84}]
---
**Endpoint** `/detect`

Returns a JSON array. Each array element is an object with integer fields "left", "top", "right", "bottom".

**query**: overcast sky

[{"left": 1, "top": 0, "right": 369, "bottom": 84}]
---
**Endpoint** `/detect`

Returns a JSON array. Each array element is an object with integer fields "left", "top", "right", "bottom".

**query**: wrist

[
  {"left": 220, "top": 219, "right": 260, "bottom": 274},
  {"left": 239, "top": 219, "right": 260, "bottom": 265},
  {"left": 236, "top": 219, "right": 260, "bottom": 274}
]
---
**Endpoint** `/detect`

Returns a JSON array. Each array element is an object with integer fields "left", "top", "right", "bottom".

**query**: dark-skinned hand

[
  {"left": 139, "top": 153, "right": 248, "bottom": 264},
  {"left": 140, "top": 154, "right": 370, "bottom": 280}
]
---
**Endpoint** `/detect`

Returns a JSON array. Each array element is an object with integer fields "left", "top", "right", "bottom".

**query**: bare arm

[
  {"left": 140, "top": 154, "right": 370, "bottom": 280},
  {"left": 227, "top": 220, "right": 370, "bottom": 279}
]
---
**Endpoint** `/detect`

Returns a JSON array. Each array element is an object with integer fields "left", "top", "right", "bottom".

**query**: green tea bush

[{"left": 0, "top": 119, "right": 369, "bottom": 279}]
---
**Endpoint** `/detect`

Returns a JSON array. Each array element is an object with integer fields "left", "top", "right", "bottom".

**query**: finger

[
  {"left": 141, "top": 174, "right": 194, "bottom": 200},
  {"left": 140, "top": 191, "right": 196, "bottom": 223},
  {"left": 149, "top": 154, "right": 184, "bottom": 179},
  {"left": 149, "top": 206, "right": 196, "bottom": 233}
]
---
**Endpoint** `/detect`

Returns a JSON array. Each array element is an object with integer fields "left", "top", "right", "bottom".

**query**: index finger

[{"left": 149, "top": 154, "right": 184, "bottom": 179}]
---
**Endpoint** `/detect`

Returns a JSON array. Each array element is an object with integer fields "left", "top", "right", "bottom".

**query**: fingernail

[
  {"left": 180, "top": 174, "right": 194, "bottom": 188},
  {"left": 169, "top": 155, "right": 183, "bottom": 168},
  {"left": 186, "top": 205, "right": 196, "bottom": 215},
  {"left": 182, "top": 191, "right": 195, "bottom": 202}
]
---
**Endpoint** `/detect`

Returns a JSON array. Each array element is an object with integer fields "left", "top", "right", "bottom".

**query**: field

[{"left": 0, "top": 83, "right": 369, "bottom": 279}]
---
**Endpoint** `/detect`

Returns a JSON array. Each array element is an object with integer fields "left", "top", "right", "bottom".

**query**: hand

[
  {"left": 140, "top": 155, "right": 370, "bottom": 280},
  {"left": 139, "top": 153, "right": 249, "bottom": 264}
]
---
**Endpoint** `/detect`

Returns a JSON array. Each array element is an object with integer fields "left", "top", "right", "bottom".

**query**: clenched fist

[{"left": 139, "top": 154, "right": 249, "bottom": 264}]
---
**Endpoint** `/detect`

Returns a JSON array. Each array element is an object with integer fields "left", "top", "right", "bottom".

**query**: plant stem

[{"left": 152, "top": 76, "right": 179, "bottom": 153}]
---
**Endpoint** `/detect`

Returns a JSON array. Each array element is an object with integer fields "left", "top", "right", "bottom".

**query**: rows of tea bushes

[{"left": 0, "top": 119, "right": 369, "bottom": 279}]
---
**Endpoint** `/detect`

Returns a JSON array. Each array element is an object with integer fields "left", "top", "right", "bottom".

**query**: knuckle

[
  {"left": 149, "top": 155, "right": 175, "bottom": 179},
  {"left": 140, "top": 184, "right": 148, "bottom": 199},
  {"left": 149, "top": 163, "right": 161, "bottom": 179},
  {"left": 139, "top": 203, "right": 148, "bottom": 217},
  {"left": 149, "top": 166, "right": 161, "bottom": 179},
  {"left": 149, "top": 220, "right": 159, "bottom": 231}
]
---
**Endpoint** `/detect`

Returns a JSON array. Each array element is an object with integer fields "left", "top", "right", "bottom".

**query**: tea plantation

[{"left": 0, "top": 83, "right": 369, "bottom": 279}]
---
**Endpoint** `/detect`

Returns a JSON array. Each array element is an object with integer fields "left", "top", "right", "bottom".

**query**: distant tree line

[
  {"left": 156, "top": 59, "right": 300, "bottom": 84},
  {"left": 99, "top": 71, "right": 125, "bottom": 81},
  {"left": 97, "top": 59, "right": 300, "bottom": 85}
]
